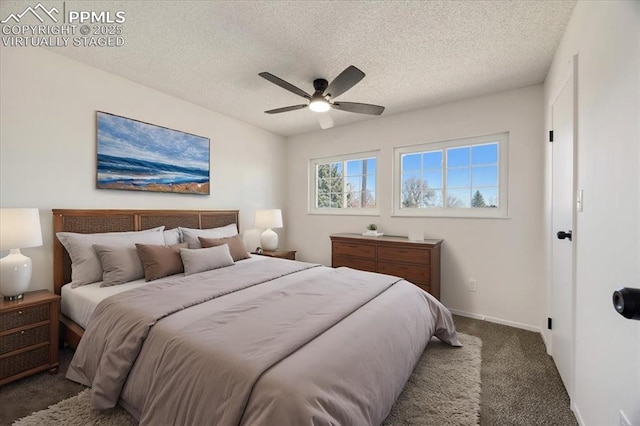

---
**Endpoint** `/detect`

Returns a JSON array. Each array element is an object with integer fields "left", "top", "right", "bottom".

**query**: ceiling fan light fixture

[{"left": 308, "top": 94, "right": 330, "bottom": 113}]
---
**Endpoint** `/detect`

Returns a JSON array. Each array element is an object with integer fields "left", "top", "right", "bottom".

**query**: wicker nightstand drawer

[
  {"left": 0, "top": 290, "right": 60, "bottom": 386},
  {"left": 0, "top": 324, "right": 49, "bottom": 355},
  {"left": 0, "top": 304, "right": 49, "bottom": 332},
  {"left": 0, "top": 344, "right": 50, "bottom": 381}
]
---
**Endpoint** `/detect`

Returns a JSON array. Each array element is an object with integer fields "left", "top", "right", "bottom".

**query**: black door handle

[
  {"left": 557, "top": 230, "right": 572, "bottom": 241},
  {"left": 613, "top": 288, "right": 640, "bottom": 320}
]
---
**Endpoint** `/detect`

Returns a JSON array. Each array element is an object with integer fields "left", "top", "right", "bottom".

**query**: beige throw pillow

[
  {"left": 136, "top": 243, "right": 188, "bottom": 282},
  {"left": 198, "top": 235, "right": 250, "bottom": 261}
]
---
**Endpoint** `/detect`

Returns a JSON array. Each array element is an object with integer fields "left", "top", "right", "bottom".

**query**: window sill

[
  {"left": 392, "top": 208, "right": 509, "bottom": 219},
  {"left": 308, "top": 208, "right": 381, "bottom": 217}
]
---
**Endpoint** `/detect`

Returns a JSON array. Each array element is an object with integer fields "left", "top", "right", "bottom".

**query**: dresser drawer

[
  {"left": 332, "top": 241, "right": 376, "bottom": 259},
  {"left": 378, "top": 246, "right": 430, "bottom": 265},
  {"left": 0, "top": 344, "right": 49, "bottom": 381},
  {"left": 333, "top": 255, "right": 377, "bottom": 272},
  {"left": 0, "top": 324, "right": 49, "bottom": 355},
  {"left": 378, "top": 261, "right": 430, "bottom": 285},
  {"left": 0, "top": 305, "right": 49, "bottom": 332}
]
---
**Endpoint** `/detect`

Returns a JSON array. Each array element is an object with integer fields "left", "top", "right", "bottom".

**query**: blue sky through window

[{"left": 401, "top": 142, "right": 499, "bottom": 208}]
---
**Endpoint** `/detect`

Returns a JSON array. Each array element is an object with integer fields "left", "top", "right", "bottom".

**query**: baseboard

[
  {"left": 450, "top": 309, "right": 542, "bottom": 334},
  {"left": 572, "top": 401, "right": 585, "bottom": 426},
  {"left": 540, "top": 328, "right": 552, "bottom": 355}
]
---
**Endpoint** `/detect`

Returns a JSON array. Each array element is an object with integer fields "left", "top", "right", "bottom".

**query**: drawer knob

[
  {"left": 21, "top": 330, "right": 25, "bottom": 335},
  {"left": 18, "top": 310, "right": 23, "bottom": 315}
]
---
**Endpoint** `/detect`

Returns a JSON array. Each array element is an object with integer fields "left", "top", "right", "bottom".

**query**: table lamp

[
  {"left": 0, "top": 208, "right": 43, "bottom": 300},
  {"left": 254, "top": 209, "right": 283, "bottom": 251}
]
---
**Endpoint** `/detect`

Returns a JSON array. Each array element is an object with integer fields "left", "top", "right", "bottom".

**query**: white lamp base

[
  {"left": 0, "top": 249, "right": 32, "bottom": 300},
  {"left": 260, "top": 228, "right": 278, "bottom": 251}
]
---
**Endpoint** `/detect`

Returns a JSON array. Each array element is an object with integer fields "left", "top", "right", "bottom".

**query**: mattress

[{"left": 61, "top": 255, "right": 265, "bottom": 328}]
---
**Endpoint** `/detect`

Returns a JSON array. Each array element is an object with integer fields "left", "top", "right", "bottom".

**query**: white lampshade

[
  {"left": 0, "top": 208, "right": 43, "bottom": 300},
  {"left": 0, "top": 208, "right": 43, "bottom": 250},
  {"left": 255, "top": 209, "right": 283, "bottom": 229},
  {"left": 255, "top": 209, "right": 283, "bottom": 251}
]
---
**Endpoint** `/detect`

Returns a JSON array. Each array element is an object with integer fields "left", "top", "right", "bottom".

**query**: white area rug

[{"left": 14, "top": 333, "right": 481, "bottom": 426}]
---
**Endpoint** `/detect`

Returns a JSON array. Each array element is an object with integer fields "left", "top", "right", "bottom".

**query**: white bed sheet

[
  {"left": 61, "top": 279, "right": 147, "bottom": 329},
  {"left": 61, "top": 255, "right": 266, "bottom": 329}
]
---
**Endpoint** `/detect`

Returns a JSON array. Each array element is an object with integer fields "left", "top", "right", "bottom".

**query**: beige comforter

[{"left": 67, "top": 258, "right": 459, "bottom": 425}]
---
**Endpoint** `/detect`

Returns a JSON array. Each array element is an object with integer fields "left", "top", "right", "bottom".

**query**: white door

[{"left": 551, "top": 73, "right": 575, "bottom": 397}]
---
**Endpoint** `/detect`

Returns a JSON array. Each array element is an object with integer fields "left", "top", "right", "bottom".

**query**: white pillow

[
  {"left": 57, "top": 227, "right": 165, "bottom": 287},
  {"left": 180, "top": 245, "right": 235, "bottom": 276},
  {"left": 93, "top": 244, "right": 144, "bottom": 287},
  {"left": 180, "top": 224, "right": 238, "bottom": 249},
  {"left": 163, "top": 228, "right": 182, "bottom": 245}
]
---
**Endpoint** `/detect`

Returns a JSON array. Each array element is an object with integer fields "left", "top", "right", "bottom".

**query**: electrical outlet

[
  {"left": 619, "top": 410, "right": 631, "bottom": 426},
  {"left": 469, "top": 279, "right": 478, "bottom": 292}
]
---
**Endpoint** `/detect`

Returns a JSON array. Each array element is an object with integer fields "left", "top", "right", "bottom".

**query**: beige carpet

[{"left": 13, "top": 333, "right": 481, "bottom": 426}]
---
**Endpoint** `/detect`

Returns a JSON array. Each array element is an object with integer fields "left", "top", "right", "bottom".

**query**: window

[
  {"left": 309, "top": 151, "right": 379, "bottom": 215},
  {"left": 393, "top": 133, "right": 508, "bottom": 218}
]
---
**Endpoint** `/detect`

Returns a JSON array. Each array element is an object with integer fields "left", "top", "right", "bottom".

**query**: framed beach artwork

[{"left": 96, "top": 111, "right": 210, "bottom": 195}]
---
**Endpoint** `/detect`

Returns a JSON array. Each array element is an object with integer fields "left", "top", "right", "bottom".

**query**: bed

[{"left": 53, "top": 209, "right": 460, "bottom": 426}]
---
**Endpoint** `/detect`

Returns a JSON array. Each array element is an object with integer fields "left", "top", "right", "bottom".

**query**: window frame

[
  {"left": 308, "top": 150, "right": 380, "bottom": 216},
  {"left": 393, "top": 132, "right": 509, "bottom": 218}
]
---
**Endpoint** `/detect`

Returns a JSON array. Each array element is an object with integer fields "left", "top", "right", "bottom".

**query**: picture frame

[{"left": 96, "top": 111, "right": 210, "bottom": 195}]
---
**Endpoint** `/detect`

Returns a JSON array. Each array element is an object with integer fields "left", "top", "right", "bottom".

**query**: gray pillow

[
  {"left": 180, "top": 245, "right": 235, "bottom": 276},
  {"left": 56, "top": 227, "right": 165, "bottom": 287},
  {"left": 180, "top": 224, "right": 238, "bottom": 249},
  {"left": 93, "top": 244, "right": 145, "bottom": 287},
  {"left": 163, "top": 228, "right": 182, "bottom": 245}
]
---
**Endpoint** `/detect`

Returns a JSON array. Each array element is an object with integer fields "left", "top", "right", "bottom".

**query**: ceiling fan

[{"left": 259, "top": 66, "right": 385, "bottom": 128}]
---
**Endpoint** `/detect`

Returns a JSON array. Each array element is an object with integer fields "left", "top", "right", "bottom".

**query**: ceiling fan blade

[
  {"left": 331, "top": 102, "right": 385, "bottom": 116},
  {"left": 265, "top": 104, "right": 308, "bottom": 114},
  {"left": 325, "top": 66, "right": 365, "bottom": 99},
  {"left": 317, "top": 112, "right": 334, "bottom": 130},
  {"left": 259, "top": 72, "right": 311, "bottom": 99}
]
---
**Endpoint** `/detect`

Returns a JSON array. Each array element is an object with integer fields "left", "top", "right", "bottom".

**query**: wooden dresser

[
  {"left": 330, "top": 233, "right": 443, "bottom": 299},
  {"left": 0, "top": 290, "right": 60, "bottom": 386}
]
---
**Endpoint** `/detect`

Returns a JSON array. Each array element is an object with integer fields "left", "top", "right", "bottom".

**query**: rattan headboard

[{"left": 52, "top": 209, "right": 240, "bottom": 295}]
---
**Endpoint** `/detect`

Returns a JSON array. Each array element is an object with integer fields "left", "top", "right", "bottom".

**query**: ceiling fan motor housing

[{"left": 313, "top": 78, "right": 329, "bottom": 94}]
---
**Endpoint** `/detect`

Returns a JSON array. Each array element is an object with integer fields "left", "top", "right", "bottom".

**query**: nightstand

[
  {"left": 257, "top": 250, "right": 297, "bottom": 260},
  {"left": 0, "top": 290, "right": 60, "bottom": 386}
]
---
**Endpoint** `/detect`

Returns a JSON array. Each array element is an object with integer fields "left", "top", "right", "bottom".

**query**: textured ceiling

[{"left": 3, "top": 1, "right": 576, "bottom": 136}]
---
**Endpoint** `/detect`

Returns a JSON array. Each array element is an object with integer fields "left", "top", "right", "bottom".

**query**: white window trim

[
  {"left": 309, "top": 150, "right": 381, "bottom": 216},
  {"left": 392, "top": 132, "right": 509, "bottom": 218}
]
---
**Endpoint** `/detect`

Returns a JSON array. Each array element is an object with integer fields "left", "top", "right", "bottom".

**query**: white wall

[
  {"left": 543, "top": 1, "right": 640, "bottom": 425},
  {"left": 0, "top": 47, "right": 286, "bottom": 292},
  {"left": 286, "top": 85, "right": 545, "bottom": 331}
]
